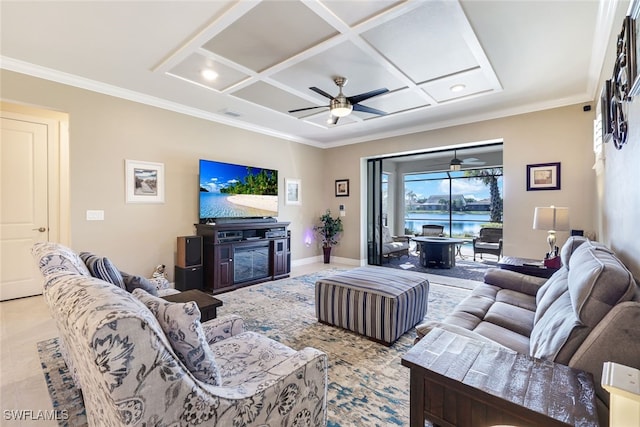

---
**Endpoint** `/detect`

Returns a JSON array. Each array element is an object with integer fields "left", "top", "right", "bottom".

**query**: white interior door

[{"left": 1, "top": 116, "right": 50, "bottom": 300}]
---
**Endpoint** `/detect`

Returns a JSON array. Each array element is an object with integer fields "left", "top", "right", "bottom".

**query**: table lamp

[{"left": 533, "top": 206, "right": 569, "bottom": 257}]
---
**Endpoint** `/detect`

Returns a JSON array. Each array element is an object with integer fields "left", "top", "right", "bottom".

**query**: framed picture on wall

[
  {"left": 335, "top": 179, "right": 349, "bottom": 197},
  {"left": 125, "top": 159, "right": 165, "bottom": 203},
  {"left": 526, "top": 162, "right": 561, "bottom": 191},
  {"left": 285, "top": 179, "right": 301, "bottom": 205}
]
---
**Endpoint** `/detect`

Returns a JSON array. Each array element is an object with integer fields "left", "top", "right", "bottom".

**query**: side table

[
  {"left": 498, "top": 255, "right": 559, "bottom": 279},
  {"left": 401, "top": 328, "right": 598, "bottom": 427},
  {"left": 162, "top": 289, "right": 223, "bottom": 322}
]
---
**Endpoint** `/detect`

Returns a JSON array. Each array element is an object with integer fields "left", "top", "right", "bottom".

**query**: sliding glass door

[{"left": 367, "top": 159, "right": 383, "bottom": 265}]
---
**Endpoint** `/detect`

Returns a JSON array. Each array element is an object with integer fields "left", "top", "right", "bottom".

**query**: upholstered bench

[{"left": 315, "top": 266, "right": 429, "bottom": 345}]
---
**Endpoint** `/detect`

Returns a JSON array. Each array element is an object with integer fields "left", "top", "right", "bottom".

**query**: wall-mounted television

[{"left": 199, "top": 159, "right": 278, "bottom": 222}]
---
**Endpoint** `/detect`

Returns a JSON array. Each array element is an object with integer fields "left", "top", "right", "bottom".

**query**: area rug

[
  {"left": 38, "top": 269, "right": 473, "bottom": 427},
  {"left": 384, "top": 253, "right": 497, "bottom": 282}
]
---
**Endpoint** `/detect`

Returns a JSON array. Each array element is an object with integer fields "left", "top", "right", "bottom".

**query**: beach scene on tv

[{"left": 200, "top": 160, "right": 278, "bottom": 219}]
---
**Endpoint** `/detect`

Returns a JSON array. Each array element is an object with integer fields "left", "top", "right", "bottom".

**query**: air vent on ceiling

[{"left": 218, "top": 108, "right": 241, "bottom": 117}]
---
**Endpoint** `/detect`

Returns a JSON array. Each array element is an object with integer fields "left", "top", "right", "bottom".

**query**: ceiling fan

[
  {"left": 288, "top": 76, "right": 388, "bottom": 125},
  {"left": 449, "top": 150, "right": 486, "bottom": 170}
]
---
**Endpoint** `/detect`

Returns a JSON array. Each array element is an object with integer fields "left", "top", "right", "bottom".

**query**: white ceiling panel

[
  {"left": 359, "top": 90, "right": 429, "bottom": 114},
  {"left": 202, "top": 1, "right": 338, "bottom": 72},
  {"left": 269, "top": 40, "right": 407, "bottom": 96},
  {"left": 361, "top": 1, "right": 480, "bottom": 84},
  {"left": 233, "top": 81, "right": 323, "bottom": 115},
  {"left": 168, "top": 53, "right": 249, "bottom": 92},
  {"left": 421, "top": 68, "right": 494, "bottom": 103},
  {"left": 321, "top": 0, "right": 403, "bottom": 26}
]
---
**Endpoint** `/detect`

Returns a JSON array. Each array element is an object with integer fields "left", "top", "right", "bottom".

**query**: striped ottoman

[{"left": 315, "top": 266, "right": 429, "bottom": 345}]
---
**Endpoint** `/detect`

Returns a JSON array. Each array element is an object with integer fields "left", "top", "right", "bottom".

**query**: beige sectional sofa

[{"left": 416, "top": 236, "right": 640, "bottom": 426}]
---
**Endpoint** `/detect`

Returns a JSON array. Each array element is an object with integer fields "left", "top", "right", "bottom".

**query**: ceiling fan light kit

[
  {"left": 330, "top": 97, "right": 352, "bottom": 117},
  {"left": 288, "top": 76, "right": 388, "bottom": 125},
  {"left": 450, "top": 150, "right": 462, "bottom": 171}
]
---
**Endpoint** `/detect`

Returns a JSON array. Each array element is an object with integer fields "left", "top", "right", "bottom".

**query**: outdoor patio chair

[
  {"left": 422, "top": 224, "right": 444, "bottom": 237},
  {"left": 473, "top": 227, "right": 503, "bottom": 261}
]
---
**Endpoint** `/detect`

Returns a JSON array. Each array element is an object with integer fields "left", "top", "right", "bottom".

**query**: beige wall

[
  {"left": 1, "top": 70, "right": 326, "bottom": 279},
  {"left": 3, "top": 62, "right": 639, "bottom": 281},
  {"left": 324, "top": 105, "right": 597, "bottom": 263}
]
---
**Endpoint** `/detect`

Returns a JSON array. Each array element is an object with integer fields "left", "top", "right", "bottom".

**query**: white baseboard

[{"left": 291, "top": 255, "right": 360, "bottom": 267}]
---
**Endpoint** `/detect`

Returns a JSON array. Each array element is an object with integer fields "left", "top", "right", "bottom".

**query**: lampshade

[
  {"left": 533, "top": 206, "right": 570, "bottom": 257},
  {"left": 533, "top": 206, "right": 570, "bottom": 231}
]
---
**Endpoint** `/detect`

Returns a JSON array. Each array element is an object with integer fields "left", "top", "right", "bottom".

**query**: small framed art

[
  {"left": 526, "top": 162, "right": 561, "bottom": 191},
  {"left": 335, "top": 179, "right": 349, "bottom": 197},
  {"left": 285, "top": 179, "right": 301, "bottom": 205},
  {"left": 125, "top": 160, "right": 165, "bottom": 203}
]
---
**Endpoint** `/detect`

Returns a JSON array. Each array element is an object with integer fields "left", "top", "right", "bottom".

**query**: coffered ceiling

[{"left": 0, "top": 1, "right": 624, "bottom": 147}]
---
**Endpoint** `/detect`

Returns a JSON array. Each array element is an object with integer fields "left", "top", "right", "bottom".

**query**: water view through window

[{"left": 404, "top": 169, "right": 503, "bottom": 238}]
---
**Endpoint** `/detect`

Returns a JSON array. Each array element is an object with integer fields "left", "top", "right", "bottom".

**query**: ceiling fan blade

[
  {"left": 461, "top": 157, "right": 486, "bottom": 165},
  {"left": 353, "top": 104, "right": 387, "bottom": 116},
  {"left": 348, "top": 88, "right": 388, "bottom": 104},
  {"left": 309, "top": 87, "right": 335, "bottom": 100},
  {"left": 288, "top": 105, "right": 328, "bottom": 113}
]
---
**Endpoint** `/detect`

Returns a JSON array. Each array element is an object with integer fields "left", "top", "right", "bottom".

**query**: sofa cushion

[
  {"left": 133, "top": 289, "right": 220, "bottom": 386},
  {"left": 568, "top": 245, "right": 636, "bottom": 326},
  {"left": 32, "top": 242, "right": 91, "bottom": 279},
  {"left": 382, "top": 226, "right": 394, "bottom": 243},
  {"left": 210, "top": 331, "right": 296, "bottom": 387},
  {"left": 382, "top": 240, "right": 408, "bottom": 255},
  {"left": 484, "top": 302, "right": 535, "bottom": 337},
  {"left": 530, "top": 243, "right": 637, "bottom": 362},
  {"left": 120, "top": 271, "right": 158, "bottom": 296},
  {"left": 560, "top": 235, "right": 589, "bottom": 268},
  {"left": 80, "top": 252, "right": 125, "bottom": 289}
]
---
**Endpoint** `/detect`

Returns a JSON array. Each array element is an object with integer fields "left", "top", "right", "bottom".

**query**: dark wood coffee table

[
  {"left": 498, "top": 255, "right": 560, "bottom": 278},
  {"left": 162, "top": 289, "right": 223, "bottom": 322},
  {"left": 402, "top": 328, "right": 598, "bottom": 427}
]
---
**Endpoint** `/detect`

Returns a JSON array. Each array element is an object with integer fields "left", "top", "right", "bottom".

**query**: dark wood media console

[{"left": 195, "top": 221, "right": 290, "bottom": 294}]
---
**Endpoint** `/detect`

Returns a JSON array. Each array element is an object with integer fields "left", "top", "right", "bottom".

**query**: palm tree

[
  {"left": 405, "top": 190, "right": 417, "bottom": 211},
  {"left": 465, "top": 168, "right": 503, "bottom": 223}
]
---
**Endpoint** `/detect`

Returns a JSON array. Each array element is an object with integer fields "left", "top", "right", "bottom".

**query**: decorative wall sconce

[{"left": 607, "top": 15, "right": 637, "bottom": 149}]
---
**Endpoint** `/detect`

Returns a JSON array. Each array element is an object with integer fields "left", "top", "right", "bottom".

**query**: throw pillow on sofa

[
  {"left": 79, "top": 252, "right": 125, "bottom": 289},
  {"left": 132, "top": 289, "right": 220, "bottom": 386},
  {"left": 120, "top": 271, "right": 158, "bottom": 296}
]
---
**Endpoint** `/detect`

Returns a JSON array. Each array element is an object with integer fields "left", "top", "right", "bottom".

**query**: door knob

[{"left": 33, "top": 227, "right": 47, "bottom": 232}]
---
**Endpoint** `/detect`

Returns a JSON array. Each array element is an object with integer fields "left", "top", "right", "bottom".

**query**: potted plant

[{"left": 314, "top": 209, "right": 343, "bottom": 263}]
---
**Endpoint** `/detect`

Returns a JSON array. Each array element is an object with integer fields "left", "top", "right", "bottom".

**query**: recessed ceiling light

[
  {"left": 201, "top": 69, "right": 218, "bottom": 81},
  {"left": 450, "top": 84, "right": 466, "bottom": 92}
]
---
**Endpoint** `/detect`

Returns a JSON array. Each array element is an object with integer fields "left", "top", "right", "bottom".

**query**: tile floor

[{"left": 0, "top": 261, "right": 345, "bottom": 426}]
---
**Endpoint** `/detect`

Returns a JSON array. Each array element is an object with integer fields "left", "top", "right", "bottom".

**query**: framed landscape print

[
  {"left": 285, "top": 179, "right": 301, "bottom": 205},
  {"left": 526, "top": 162, "right": 560, "bottom": 191},
  {"left": 335, "top": 179, "right": 349, "bottom": 197},
  {"left": 125, "top": 160, "right": 165, "bottom": 203}
]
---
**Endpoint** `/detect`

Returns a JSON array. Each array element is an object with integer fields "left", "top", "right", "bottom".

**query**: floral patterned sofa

[{"left": 32, "top": 242, "right": 328, "bottom": 426}]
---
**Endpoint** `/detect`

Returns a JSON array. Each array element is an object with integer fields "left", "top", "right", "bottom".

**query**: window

[{"left": 404, "top": 168, "right": 503, "bottom": 237}]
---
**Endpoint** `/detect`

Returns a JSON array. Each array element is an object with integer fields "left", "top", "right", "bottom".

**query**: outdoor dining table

[{"left": 412, "top": 237, "right": 465, "bottom": 268}]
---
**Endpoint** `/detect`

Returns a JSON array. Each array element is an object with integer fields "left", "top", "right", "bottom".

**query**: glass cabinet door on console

[{"left": 234, "top": 243, "right": 269, "bottom": 283}]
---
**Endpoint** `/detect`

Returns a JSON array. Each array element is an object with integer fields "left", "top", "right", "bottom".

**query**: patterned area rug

[
  {"left": 38, "top": 269, "right": 474, "bottom": 427},
  {"left": 385, "top": 253, "right": 497, "bottom": 282}
]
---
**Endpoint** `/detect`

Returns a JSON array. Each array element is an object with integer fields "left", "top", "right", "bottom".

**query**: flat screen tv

[{"left": 199, "top": 159, "right": 278, "bottom": 222}]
